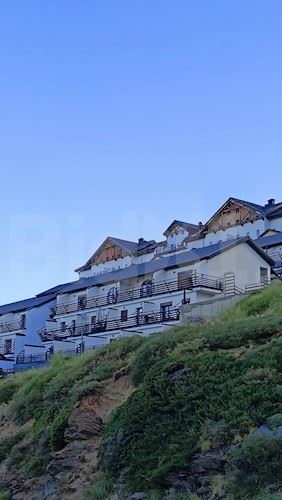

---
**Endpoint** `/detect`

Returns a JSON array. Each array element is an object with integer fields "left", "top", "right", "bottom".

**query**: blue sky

[{"left": 1, "top": 0, "right": 282, "bottom": 304}]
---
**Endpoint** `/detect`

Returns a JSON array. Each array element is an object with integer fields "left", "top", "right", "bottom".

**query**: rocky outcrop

[{"left": 0, "top": 373, "right": 133, "bottom": 500}]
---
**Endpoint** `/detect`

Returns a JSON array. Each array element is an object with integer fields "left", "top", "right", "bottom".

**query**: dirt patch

[{"left": 36, "top": 373, "right": 133, "bottom": 500}]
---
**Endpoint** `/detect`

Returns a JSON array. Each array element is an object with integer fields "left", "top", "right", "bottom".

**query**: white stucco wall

[
  {"left": 270, "top": 217, "right": 282, "bottom": 232},
  {"left": 199, "top": 243, "right": 270, "bottom": 290},
  {"left": 166, "top": 228, "right": 189, "bottom": 249}
]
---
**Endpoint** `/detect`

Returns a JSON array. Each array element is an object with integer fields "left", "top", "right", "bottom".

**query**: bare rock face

[{"left": 64, "top": 406, "right": 103, "bottom": 442}]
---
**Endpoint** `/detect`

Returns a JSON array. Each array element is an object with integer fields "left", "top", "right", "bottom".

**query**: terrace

[
  {"left": 52, "top": 273, "right": 224, "bottom": 315},
  {"left": 40, "top": 308, "right": 180, "bottom": 341},
  {"left": 0, "top": 319, "right": 26, "bottom": 334}
]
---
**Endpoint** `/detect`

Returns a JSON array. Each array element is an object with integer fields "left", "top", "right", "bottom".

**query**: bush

[
  {"left": 227, "top": 434, "right": 282, "bottom": 498},
  {"left": 131, "top": 328, "right": 192, "bottom": 385},
  {"left": 87, "top": 472, "right": 113, "bottom": 499},
  {"left": 0, "top": 431, "right": 26, "bottom": 463},
  {"left": 220, "top": 281, "right": 282, "bottom": 319},
  {"left": 0, "top": 492, "right": 10, "bottom": 500},
  {"left": 102, "top": 337, "right": 282, "bottom": 490}
]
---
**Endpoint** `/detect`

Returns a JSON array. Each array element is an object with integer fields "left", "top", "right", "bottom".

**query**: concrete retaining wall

[{"left": 180, "top": 293, "right": 243, "bottom": 321}]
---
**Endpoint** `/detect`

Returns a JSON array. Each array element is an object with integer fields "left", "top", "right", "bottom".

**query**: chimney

[
  {"left": 138, "top": 238, "right": 145, "bottom": 245},
  {"left": 265, "top": 198, "right": 275, "bottom": 207},
  {"left": 198, "top": 221, "right": 203, "bottom": 229}
]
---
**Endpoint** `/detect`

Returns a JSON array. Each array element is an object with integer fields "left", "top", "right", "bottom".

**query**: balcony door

[
  {"left": 260, "top": 267, "right": 268, "bottom": 284},
  {"left": 178, "top": 270, "right": 193, "bottom": 290},
  {"left": 4, "top": 338, "right": 13, "bottom": 354},
  {"left": 160, "top": 302, "right": 172, "bottom": 321}
]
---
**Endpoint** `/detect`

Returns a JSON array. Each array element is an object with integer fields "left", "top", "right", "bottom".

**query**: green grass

[
  {"left": 219, "top": 280, "right": 282, "bottom": 319},
  {"left": 1, "top": 284, "right": 282, "bottom": 498},
  {"left": 99, "top": 284, "right": 282, "bottom": 496},
  {"left": 86, "top": 472, "right": 113, "bottom": 500},
  {"left": 0, "top": 493, "right": 10, "bottom": 500},
  {"left": 0, "top": 336, "right": 143, "bottom": 476}
]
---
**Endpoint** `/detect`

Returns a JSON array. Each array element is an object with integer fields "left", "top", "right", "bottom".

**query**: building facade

[{"left": 1, "top": 195, "right": 281, "bottom": 370}]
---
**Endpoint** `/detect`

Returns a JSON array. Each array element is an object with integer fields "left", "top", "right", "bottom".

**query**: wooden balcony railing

[
  {"left": 0, "top": 320, "right": 25, "bottom": 334},
  {"left": 40, "top": 308, "right": 180, "bottom": 341},
  {"left": 52, "top": 273, "right": 224, "bottom": 316}
]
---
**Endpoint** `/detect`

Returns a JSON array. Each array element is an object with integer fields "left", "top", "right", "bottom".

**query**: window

[
  {"left": 160, "top": 303, "right": 172, "bottom": 321},
  {"left": 260, "top": 267, "right": 268, "bottom": 284},
  {"left": 20, "top": 314, "right": 26, "bottom": 329},
  {"left": 256, "top": 229, "right": 260, "bottom": 237},
  {"left": 78, "top": 295, "right": 87, "bottom": 310},
  {"left": 61, "top": 322, "right": 66, "bottom": 332},
  {"left": 121, "top": 310, "right": 128, "bottom": 322},
  {"left": 236, "top": 219, "right": 240, "bottom": 225},
  {"left": 107, "top": 287, "right": 118, "bottom": 304},
  {"left": 236, "top": 208, "right": 240, "bottom": 213},
  {"left": 136, "top": 307, "right": 143, "bottom": 324},
  {"left": 91, "top": 316, "right": 96, "bottom": 325},
  {"left": 178, "top": 270, "right": 193, "bottom": 289},
  {"left": 4, "top": 339, "right": 13, "bottom": 354},
  {"left": 140, "top": 279, "right": 154, "bottom": 298}
]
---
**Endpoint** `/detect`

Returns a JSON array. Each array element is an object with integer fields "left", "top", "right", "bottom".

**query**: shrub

[
  {"left": 131, "top": 328, "right": 192, "bottom": 385},
  {"left": 220, "top": 281, "right": 282, "bottom": 319},
  {"left": 227, "top": 434, "right": 282, "bottom": 498},
  {"left": 102, "top": 338, "right": 282, "bottom": 490},
  {"left": 86, "top": 472, "right": 113, "bottom": 500},
  {"left": 0, "top": 431, "right": 26, "bottom": 463},
  {"left": 0, "top": 492, "right": 10, "bottom": 500}
]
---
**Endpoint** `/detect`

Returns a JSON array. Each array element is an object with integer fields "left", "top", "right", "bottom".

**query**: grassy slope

[
  {"left": 0, "top": 336, "right": 143, "bottom": 486},
  {"left": 100, "top": 282, "right": 282, "bottom": 499},
  {"left": 0, "top": 283, "right": 282, "bottom": 499}
]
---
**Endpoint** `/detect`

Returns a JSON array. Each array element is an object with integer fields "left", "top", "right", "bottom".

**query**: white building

[
  {"left": 184, "top": 197, "right": 282, "bottom": 253},
  {"left": 0, "top": 293, "right": 59, "bottom": 371},
  {"left": 1, "top": 195, "right": 281, "bottom": 369},
  {"left": 39, "top": 236, "right": 273, "bottom": 351}
]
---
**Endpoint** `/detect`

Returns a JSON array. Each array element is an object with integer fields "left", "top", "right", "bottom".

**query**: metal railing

[
  {"left": 52, "top": 273, "right": 224, "bottom": 315},
  {"left": 0, "top": 341, "right": 15, "bottom": 355},
  {"left": 40, "top": 308, "right": 180, "bottom": 341},
  {"left": 0, "top": 320, "right": 25, "bottom": 334},
  {"left": 245, "top": 280, "right": 271, "bottom": 293}
]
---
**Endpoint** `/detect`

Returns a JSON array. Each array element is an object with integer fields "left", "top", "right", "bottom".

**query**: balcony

[
  {"left": 52, "top": 273, "right": 224, "bottom": 315},
  {"left": 40, "top": 308, "right": 180, "bottom": 341},
  {"left": 0, "top": 341, "right": 15, "bottom": 356},
  {"left": 0, "top": 320, "right": 26, "bottom": 334}
]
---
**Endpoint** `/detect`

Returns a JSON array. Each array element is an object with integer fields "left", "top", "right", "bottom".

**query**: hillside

[{"left": 0, "top": 283, "right": 282, "bottom": 499}]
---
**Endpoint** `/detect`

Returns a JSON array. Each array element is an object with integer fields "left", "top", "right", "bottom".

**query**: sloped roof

[
  {"left": 133, "top": 239, "right": 159, "bottom": 255},
  {"left": 108, "top": 237, "right": 138, "bottom": 253},
  {"left": 75, "top": 236, "right": 138, "bottom": 272},
  {"left": 232, "top": 198, "right": 282, "bottom": 219},
  {"left": 36, "top": 282, "right": 73, "bottom": 297},
  {"left": 231, "top": 198, "right": 266, "bottom": 216},
  {"left": 266, "top": 204, "right": 282, "bottom": 219},
  {"left": 255, "top": 232, "right": 282, "bottom": 248},
  {"left": 58, "top": 237, "right": 273, "bottom": 296},
  {"left": 259, "top": 229, "right": 280, "bottom": 238},
  {"left": 198, "top": 197, "right": 282, "bottom": 235},
  {"left": 164, "top": 220, "right": 199, "bottom": 237},
  {"left": 0, "top": 294, "right": 56, "bottom": 316}
]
